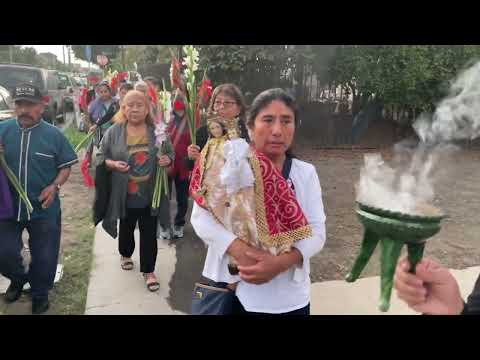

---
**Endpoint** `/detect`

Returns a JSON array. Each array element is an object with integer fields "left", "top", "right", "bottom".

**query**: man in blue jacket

[{"left": 0, "top": 84, "right": 78, "bottom": 314}]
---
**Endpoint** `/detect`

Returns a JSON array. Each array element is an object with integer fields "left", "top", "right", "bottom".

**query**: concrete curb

[{"left": 310, "top": 266, "right": 480, "bottom": 315}]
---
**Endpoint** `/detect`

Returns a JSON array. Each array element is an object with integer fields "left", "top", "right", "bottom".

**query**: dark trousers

[
  {"left": 231, "top": 294, "right": 310, "bottom": 316},
  {"left": 0, "top": 213, "right": 61, "bottom": 300},
  {"left": 156, "top": 192, "right": 171, "bottom": 229},
  {"left": 119, "top": 207, "right": 157, "bottom": 273},
  {"left": 167, "top": 175, "right": 189, "bottom": 227}
]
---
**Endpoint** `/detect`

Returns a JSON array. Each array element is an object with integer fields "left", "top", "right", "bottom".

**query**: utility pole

[
  {"left": 9, "top": 45, "right": 13, "bottom": 63},
  {"left": 121, "top": 45, "right": 126, "bottom": 71},
  {"left": 68, "top": 45, "right": 71, "bottom": 68},
  {"left": 63, "top": 45, "right": 66, "bottom": 65}
]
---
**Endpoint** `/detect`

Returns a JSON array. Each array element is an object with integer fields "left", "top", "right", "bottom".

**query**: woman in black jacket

[
  {"left": 186, "top": 83, "right": 249, "bottom": 168},
  {"left": 394, "top": 257, "right": 480, "bottom": 314}
]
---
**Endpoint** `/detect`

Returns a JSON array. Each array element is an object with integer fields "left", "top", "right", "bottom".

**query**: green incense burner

[{"left": 346, "top": 202, "right": 446, "bottom": 312}]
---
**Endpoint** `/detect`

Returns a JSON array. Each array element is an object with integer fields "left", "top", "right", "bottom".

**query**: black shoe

[
  {"left": 4, "top": 282, "right": 25, "bottom": 303},
  {"left": 32, "top": 297, "right": 49, "bottom": 315}
]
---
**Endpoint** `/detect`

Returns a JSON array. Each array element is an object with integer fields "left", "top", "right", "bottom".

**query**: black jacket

[
  {"left": 96, "top": 100, "right": 119, "bottom": 127},
  {"left": 461, "top": 274, "right": 480, "bottom": 314},
  {"left": 93, "top": 161, "right": 111, "bottom": 227}
]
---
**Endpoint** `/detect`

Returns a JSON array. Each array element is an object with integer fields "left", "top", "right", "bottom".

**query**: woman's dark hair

[
  {"left": 247, "top": 88, "right": 299, "bottom": 158},
  {"left": 119, "top": 83, "right": 134, "bottom": 92},
  {"left": 208, "top": 83, "right": 247, "bottom": 124},
  {"left": 246, "top": 88, "right": 299, "bottom": 129},
  {"left": 96, "top": 81, "right": 112, "bottom": 93},
  {"left": 144, "top": 76, "right": 160, "bottom": 88}
]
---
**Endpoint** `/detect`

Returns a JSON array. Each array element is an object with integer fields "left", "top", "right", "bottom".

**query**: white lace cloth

[{"left": 219, "top": 138, "right": 255, "bottom": 195}]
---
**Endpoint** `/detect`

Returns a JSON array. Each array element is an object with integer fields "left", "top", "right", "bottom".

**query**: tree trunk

[{"left": 295, "top": 57, "right": 305, "bottom": 105}]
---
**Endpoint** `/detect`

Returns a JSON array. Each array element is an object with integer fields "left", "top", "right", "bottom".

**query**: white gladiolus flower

[
  {"left": 160, "top": 91, "right": 172, "bottom": 124},
  {"left": 183, "top": 45, "right": 200, "bottom": 75},
  {"left": 155, "top": 121, "right": 167, "bottom": 146}
]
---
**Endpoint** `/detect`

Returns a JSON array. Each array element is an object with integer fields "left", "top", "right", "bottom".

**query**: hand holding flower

[{"left": 158, "top": 155, "right": 171, "bottom": 167}]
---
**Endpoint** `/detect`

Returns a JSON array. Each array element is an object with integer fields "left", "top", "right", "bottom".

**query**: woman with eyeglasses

[{"left": 187, "top": 84, "right": 249, "bottom": 164}]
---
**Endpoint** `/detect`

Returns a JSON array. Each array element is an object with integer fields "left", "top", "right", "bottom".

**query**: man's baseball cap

[{"left": 12, "top": 84, "right": 44, "bottom": 104}]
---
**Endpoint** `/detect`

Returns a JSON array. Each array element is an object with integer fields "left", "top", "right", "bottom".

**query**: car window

[
  {"left": 72, "top": 77, "right": 82, "bottom": 87},
  {"left": 47, "top": 72, "right": 58, "bottom": 90},
  {"left": 0, "top": 93, "right": 9, "bottom": 111},
  {"left": 0, "top": 67, "right": 43, "bottom": 93},
  {"left": 58, "top": 74, "right": 70, "bottom": 89}
]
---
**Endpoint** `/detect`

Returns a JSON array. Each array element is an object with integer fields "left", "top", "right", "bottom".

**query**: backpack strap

[{"left": 282, "top": 155, "right": 293, "bottom": 180}]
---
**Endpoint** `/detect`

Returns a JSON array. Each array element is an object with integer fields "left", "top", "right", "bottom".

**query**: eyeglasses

[{"left": 214, "top": 100, "right": 237, "bottom": 108}]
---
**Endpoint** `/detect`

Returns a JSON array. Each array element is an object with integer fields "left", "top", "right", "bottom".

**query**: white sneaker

[
  {"left": 158, "top": 225, "right": 171, "bottom": 240},
  {"left": 173, "top": 225, "right": 184, "bottom": 239}
]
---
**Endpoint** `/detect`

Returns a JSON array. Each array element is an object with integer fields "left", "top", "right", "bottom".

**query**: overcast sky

[{"left": 21, "top": 45, "right": 94, "bottom": 68}]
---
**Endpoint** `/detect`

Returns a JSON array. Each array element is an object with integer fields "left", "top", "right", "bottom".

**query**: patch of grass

[
  {"left": 49, "top": 209, "right": 95, "bottom": 315},
  {"left": 64, "top": 125, "right": 87, "bottom": 150}
]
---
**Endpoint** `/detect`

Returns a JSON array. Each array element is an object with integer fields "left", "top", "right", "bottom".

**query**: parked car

[
  {"left": 0, "top": 85, "right": 14, "bottom": 122},
  {"left": 57, "top": 72, "right": 82, "bottom": 128},
  {"left": 0, "top": 63, "right": 64, "bottom": 125},
  {"left": 74, "top": 76, "right": 87, "bottom": 88}
]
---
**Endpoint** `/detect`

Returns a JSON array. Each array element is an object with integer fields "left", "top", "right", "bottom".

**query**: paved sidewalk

[
  {"left": 311, "top": 266, "right": 480, "bottom": 315},
  {"left": 84, "top": 224, "right": 184, "bottom": 315},
  {"left": 84, "top": 221, "right": 480, "bottom": 315}
]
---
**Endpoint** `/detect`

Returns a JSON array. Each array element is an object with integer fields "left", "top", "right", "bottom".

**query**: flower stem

[
  {"left": 75, "top": 131, "right": 95, "bottom": 153},
  {"left": 0, "top": 154, "right": 33, "bottom": 214},
  {"left": 152, "top": 166, "right": 158, "bottom": 209},
  {"left": 162, "top": 168, "right": 169, "bottom": 197}
]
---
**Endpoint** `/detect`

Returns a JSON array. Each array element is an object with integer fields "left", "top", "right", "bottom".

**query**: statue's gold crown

[{"left": 206, "top": 111, "right": 240, "bottom": 136}]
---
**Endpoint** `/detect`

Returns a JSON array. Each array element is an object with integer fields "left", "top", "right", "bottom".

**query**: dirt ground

[
  {"left": 55, "top": 143, "right": 480, "bottom": 288},
  {"left": 59, "top": 164, "right": 94, "bottom": 256},
  {"left": 294, "top": 142, "right": 480, "bottom": 283}
]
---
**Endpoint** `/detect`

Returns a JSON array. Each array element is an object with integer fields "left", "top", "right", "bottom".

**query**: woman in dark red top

[{"left": 159, "top": 95, "right": 192, "bottom": 240}]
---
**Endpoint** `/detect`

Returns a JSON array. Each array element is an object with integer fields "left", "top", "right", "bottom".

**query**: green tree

[
  {"left": 197, "top": 45, "right": 295, "bottom": 101},
  {"left": 71, "top": 45, "right": 120, "bottom": 63},
  {"left": 327, "top": 45, "right": 480, "bottom": 119}
]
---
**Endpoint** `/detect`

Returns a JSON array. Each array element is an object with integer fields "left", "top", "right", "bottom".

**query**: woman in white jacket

[{"left": 191, "top": 88, "right": 326, "bottom": 315}]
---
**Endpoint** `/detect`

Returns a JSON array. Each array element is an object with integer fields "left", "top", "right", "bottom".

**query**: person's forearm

[
  {"left": 276, "top": 248, "right": 304, "bottom": 273},
  {"left": 191, "top": 203, "right": 237, "bottom": 255},
  {"left": 105, "top": 159, "right": 116, "bottom": 170},
  {"left": 227, "top": 239, "right": 250, "bottom": 259},
  {"left": 53, "top": 167, "right": 72, "bottom": 186}
]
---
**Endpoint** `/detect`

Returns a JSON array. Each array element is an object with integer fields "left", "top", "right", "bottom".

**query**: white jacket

[{"left": 191, "top": 158, "right": 326, "bottom": 313}]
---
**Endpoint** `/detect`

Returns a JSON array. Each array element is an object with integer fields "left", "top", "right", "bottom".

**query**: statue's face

[{"left": 209, "top": 122, "right": 223, "bottom": 138}]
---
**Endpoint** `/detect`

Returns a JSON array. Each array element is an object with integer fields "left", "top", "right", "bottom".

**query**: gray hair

[{"left": 134, "top": 81, "right": 148, "bottom": 94}]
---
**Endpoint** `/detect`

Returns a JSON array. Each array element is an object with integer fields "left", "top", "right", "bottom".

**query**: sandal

[
  {"left": 144, "top": 273, "right": 160, "bottom": 292},
  {"left": 121, "top": 257, "right": 134, "bottom": 271}
]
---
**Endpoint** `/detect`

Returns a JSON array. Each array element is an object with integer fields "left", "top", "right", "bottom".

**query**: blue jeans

[{"left": 0, "top": 213, "right": 61, "bottom": 299}]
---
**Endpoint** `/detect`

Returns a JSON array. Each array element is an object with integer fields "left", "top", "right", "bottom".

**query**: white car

[{"left": 0, "top": 86, "right": 14, "bottom": 122}]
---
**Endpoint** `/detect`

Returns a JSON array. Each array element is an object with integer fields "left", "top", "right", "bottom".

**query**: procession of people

[{"left": 0, "top": 50, "right": 479, "bottom": 316}]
